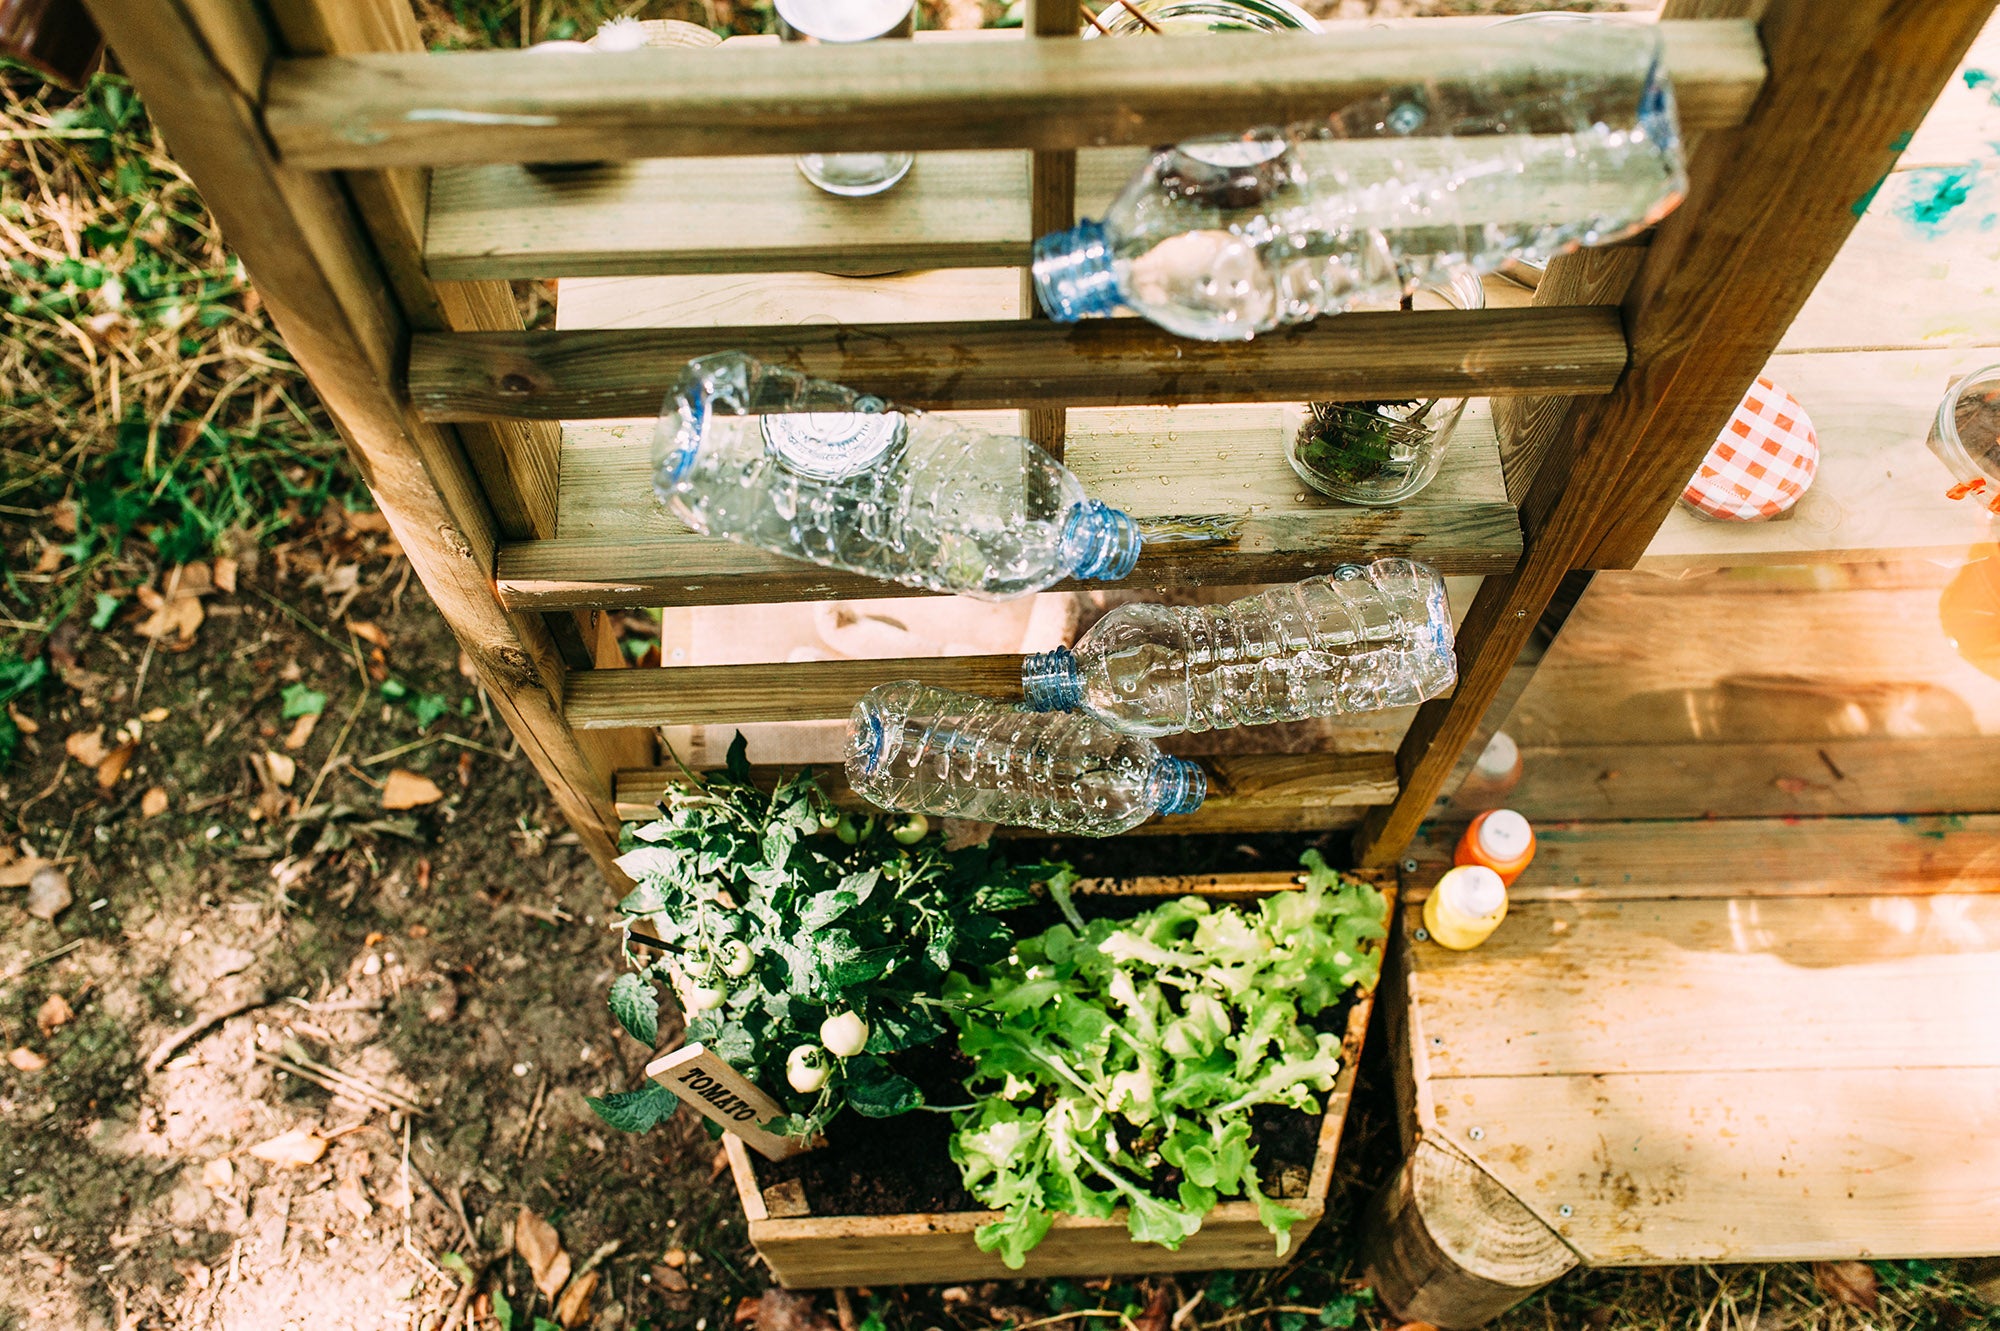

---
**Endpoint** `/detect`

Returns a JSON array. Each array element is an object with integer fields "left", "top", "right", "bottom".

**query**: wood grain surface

[
  {"left": 406, "top": 306, "right": 1628, "bottom": 421},
  {"left": 499, "top": 402, "right": 1520, "bottom": 610},
  {"left": 266, "top": 21, "right": 1764, "bottom": 169}
]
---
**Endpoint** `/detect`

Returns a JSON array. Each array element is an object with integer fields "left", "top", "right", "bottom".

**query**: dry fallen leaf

[
  {"left": 212, "top": 556, "right": 238, "bottom": 594},
  {"left": 0, "top": 856, "right": 51, "bottom": 889},
  {"left": 140, "top": 706, "right": 169, "bottom": 724},
  {"left": 555, "top": 1269, "right": 600, "bottom": 1329},
  {"left": 347, "top": 620, "right": 391, "bottom": 650},
  {"left": 7, "top": 703, "right": 38, "bottom": 735},
  {"left": 201, "top": 1157, "right": 234, "bottom": 1192},
  {"left": 515, "top": 1207, "right": 571, "bottom": 1300},
  {"left": 652, "top": 1264, "right": 689, "bottom": 1293},
  {"left": 96, "top": 741, "right": 137, "bottom": 791},
  {"left": 138, "top": 594, "right": 204, "bottom": 644},
  {"left": 335, "top": 1176, "right": 373, "bottom": 1221},
  {"left": 1815, "top": 1261, "right": 1880, "bottom": 1312},
  {"left": 265, "top": 751, "right": 298, "bottom": 788},
  {"left": 381, "top": 769, "right": 444, "bottom": 811},
  {"left": 754, "top": 1289, "right": 837, "bottom": 1331},
  {"left": 9, "top": 1047, "right": 49, "bottom": 1072},
  {"left": 141, "top": 787, "right": 170, "bottom": 818},
  {"left": 25, "top": 866, "right": 72, "bottom": 920},
  {"left": 661, "top": 1247, "right": 686, "bottom": 1269},
  {"left": 36, "top": 993, "right": 73, "bottom": 1036},
  {"left": 283, "top": 712, "right": 319, "bottom": 752},
  {"left": 65, "top": 728, "right": 110, "bottom": 767},
  {"left": 1130, "top": 1285, "right": 1174, "bottom": 1331},
  {"left": 248, "top": 1127, "right": 328, "bottom": 1168}
]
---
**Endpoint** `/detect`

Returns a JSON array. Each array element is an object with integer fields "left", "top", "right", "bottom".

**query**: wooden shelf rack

[{"left": 79, "top": 0, "right": 1992, "bottom": 886}]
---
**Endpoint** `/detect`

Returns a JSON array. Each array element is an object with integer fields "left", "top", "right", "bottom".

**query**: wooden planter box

[{"left": 721, "top": 873, "right": 1392, "bottom": 1288}]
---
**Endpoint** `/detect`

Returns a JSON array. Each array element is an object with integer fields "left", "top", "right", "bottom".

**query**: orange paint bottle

[{"left": 1454, "top": 809, "right": 1536, "bottom": 886}]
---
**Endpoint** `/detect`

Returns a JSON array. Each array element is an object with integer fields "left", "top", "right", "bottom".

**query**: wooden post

[
  {"left": 80, "top": 0, "right": 635, "bottom": 885},
  {"left": 1021, "top": 0, "right": 1080, "bottom": 459},
  {"left": 1352, "top": 0, "right": 1999, "bottom": 868},
  {"left": 1360, "top": 1138, "right": 1578, "bottom": 1330}
]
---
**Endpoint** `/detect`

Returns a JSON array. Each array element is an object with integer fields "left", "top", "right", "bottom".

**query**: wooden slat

[
  {"left": 499, "top": 402, "right": 1521, "bottom": 611},
  {"left": 1428, "top": 1068, "right": 2000, "bottom": 1264},
  {"left": 1641, "top": 350, "right": 2000, "bottom": 570},
  {"left": 1403, "top": 815, "right": 2000, "bottom": 900},
  {"left": 266, "top": 21, "right": 1765, "bottom": 169},
  {"left": 407, "top": 306, "right": 1628, "bottom": 422},
  {"left": 566, "top": 655, "right": 1026, "bottom": 728},
  {"left": 1456, "top": 736, "right": 2000, "bottom": 820},
  {"left": 1405, "top": 896, "right": 2000, "bottom": 1077},
  {"left": 79, "top": 0, "right": 637, "bottom": 886},
  {"left": 427, "top": 147, "right": 1149, "bottom": 281},
  {"left": 613, "top": 751, "right": 1398, "bottom": 834},
  {"left": 1353, "top": 0, "right": 1997, "bottom": 866}
]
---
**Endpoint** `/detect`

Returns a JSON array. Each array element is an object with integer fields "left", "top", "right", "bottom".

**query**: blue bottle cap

[
  {"left": 1060, "top": 500, "right": 1143, "bottom": 582},
  {"left": 1150, "top": 757, "right": 1207, "bottom": 817},
  {"left": 1020, "top": 646, "right": 1085, "bottom": 712},
  {"left": 1033, "top": 220, "right": 1124, "bottom": 322}
]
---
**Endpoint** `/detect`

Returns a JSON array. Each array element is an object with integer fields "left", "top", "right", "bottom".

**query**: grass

[{"left": 1, "top": 65, "right": 361, "bottom": 752}]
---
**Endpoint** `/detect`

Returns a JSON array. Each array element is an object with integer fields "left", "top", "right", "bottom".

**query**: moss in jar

[{"left": 1294, "top": 400, "right": 1420, "bottom": 488}]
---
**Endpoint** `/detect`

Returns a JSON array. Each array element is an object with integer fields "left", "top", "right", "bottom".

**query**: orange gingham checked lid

[{"left": 1681, "top": 376, "right": 1819, "bottom": 521}]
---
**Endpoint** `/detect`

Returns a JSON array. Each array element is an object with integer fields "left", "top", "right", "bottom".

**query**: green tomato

[
  {"left": 786, "top": 1044, "right": 829, "bottom": 1093},
  {"left": 833, "top": 815, "right": 860, "bottom": 845},
  {"left": 891, "top": 813, "right": 930, "bottom": 845},
  {"left": 819, "top": 1011, "right": 870, "bottom": 1058},
  {"left": 717, "top": 939, "right": 753, "bottom": 978},
  {"left": 683, "top": 982, "right": 727, "bottom": 1012}
]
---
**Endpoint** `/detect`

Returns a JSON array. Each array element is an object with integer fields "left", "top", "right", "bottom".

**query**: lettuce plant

[
  {"left": 944, "top": 851, "right": 1387, "bottom": 1267},
  {"left": 588, "top": 737, "right": 1068, "bottom": 1141}
]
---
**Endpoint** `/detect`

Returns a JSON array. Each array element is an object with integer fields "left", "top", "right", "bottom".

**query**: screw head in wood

[
  {"left": 1413, "top": 927, "right": 1430, "bottom": 942},
  {"left": 1559, "top": 1204, "right": 1574, "bottom": 1217},
  {"left": 1402, "top": 859, "right": 1418, "bottom": 872},
  {"left": 1468, "top": 1126, "right": 1484, "bottom": 1140}
]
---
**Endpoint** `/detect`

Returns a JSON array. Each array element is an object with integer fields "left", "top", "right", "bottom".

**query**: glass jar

[
  {"left": 1285, "top": 266, "right": 1486, "bottom": 506},
  {"left": 1086, "top": 0, "right": 1320, "bottom": 34},
  {"left": 776, "top": 0, "right": 917, "bottom": 197},
  {"left": 1929, "top": 363, "right": 2000, "bottom": 513}
]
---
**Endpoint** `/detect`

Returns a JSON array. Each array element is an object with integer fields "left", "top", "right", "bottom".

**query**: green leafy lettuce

[{"left": 945, "top": 850, "right": 1387, "bottom": 1268}]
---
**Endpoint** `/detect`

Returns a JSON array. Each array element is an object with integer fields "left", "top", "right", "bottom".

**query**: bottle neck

[
  {"left": 1059, "top": 500, "right": 1142, "bottom": 582},
  {"left": 1149, "top": 756, "right": 1206, "bottom": 817},
  {"left": 1020, "top": 647, "right": 1085, "bottom": 713},
  {"left": 1033, "top": 220, "right": 1124, "bottom": 322}
]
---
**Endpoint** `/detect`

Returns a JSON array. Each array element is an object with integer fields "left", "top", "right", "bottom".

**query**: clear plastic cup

[{"left": 1284, "top": 267, "right": 1486, "bottom": 506}]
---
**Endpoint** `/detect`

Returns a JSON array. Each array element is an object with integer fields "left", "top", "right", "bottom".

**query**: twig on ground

[
  {"left": 255, "top": 1049, "right": 400, "bottom": 1113},
  {"left": 270, "top": 1040, "right": 427, "bottom": 1114},
  {"left": 145, "top": 987, "right": 271, "bottom": 1073},
  {"left": 0, "top": 937, "right": 84, "bottom": 983},
  {"left": 513, "top": 1072, "right": 549, "bottom": 1160},
  {"left": 834, "top": 1288, "right": 859, "bottom": 1331},
  {"left": 300, "top": 687, "right": 369, "bottom": 810}
]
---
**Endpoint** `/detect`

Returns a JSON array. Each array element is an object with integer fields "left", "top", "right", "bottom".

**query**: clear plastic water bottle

[
  {"left": 846, "top": 681, "right": 1206, "bottom": 836},
  {"left": 653, "top": 353, "right": 1142, "bottom": 600},
  {"left": 1020, "top": 559, "right": 1455, "bottom": 736},
  {"left": 1032, "top": 20, "right": 1685, "bottom": 340}
]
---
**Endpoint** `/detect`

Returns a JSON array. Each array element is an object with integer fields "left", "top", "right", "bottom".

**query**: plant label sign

[{"left": 646, "top": 1044, "right": 820, "bottom": 1162}]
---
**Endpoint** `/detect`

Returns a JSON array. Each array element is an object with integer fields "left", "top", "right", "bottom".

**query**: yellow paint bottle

[{"left": 1421, "top": 865, "right": 1509, "bottom": 951}]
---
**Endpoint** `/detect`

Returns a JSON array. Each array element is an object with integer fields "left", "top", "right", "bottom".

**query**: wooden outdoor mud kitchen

[{"left": 80, "top": 0, "right": 1999, "bottom": 1316}]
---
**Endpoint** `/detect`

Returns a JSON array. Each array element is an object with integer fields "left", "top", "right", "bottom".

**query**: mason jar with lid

[{"left": 1929, "top": 363, "right": 2000, "bottom": 515}]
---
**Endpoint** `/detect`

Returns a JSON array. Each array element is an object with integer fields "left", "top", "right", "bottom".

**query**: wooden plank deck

[{"left": 1387, "top": 818, "right": 2000, "bottom": 1269}]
